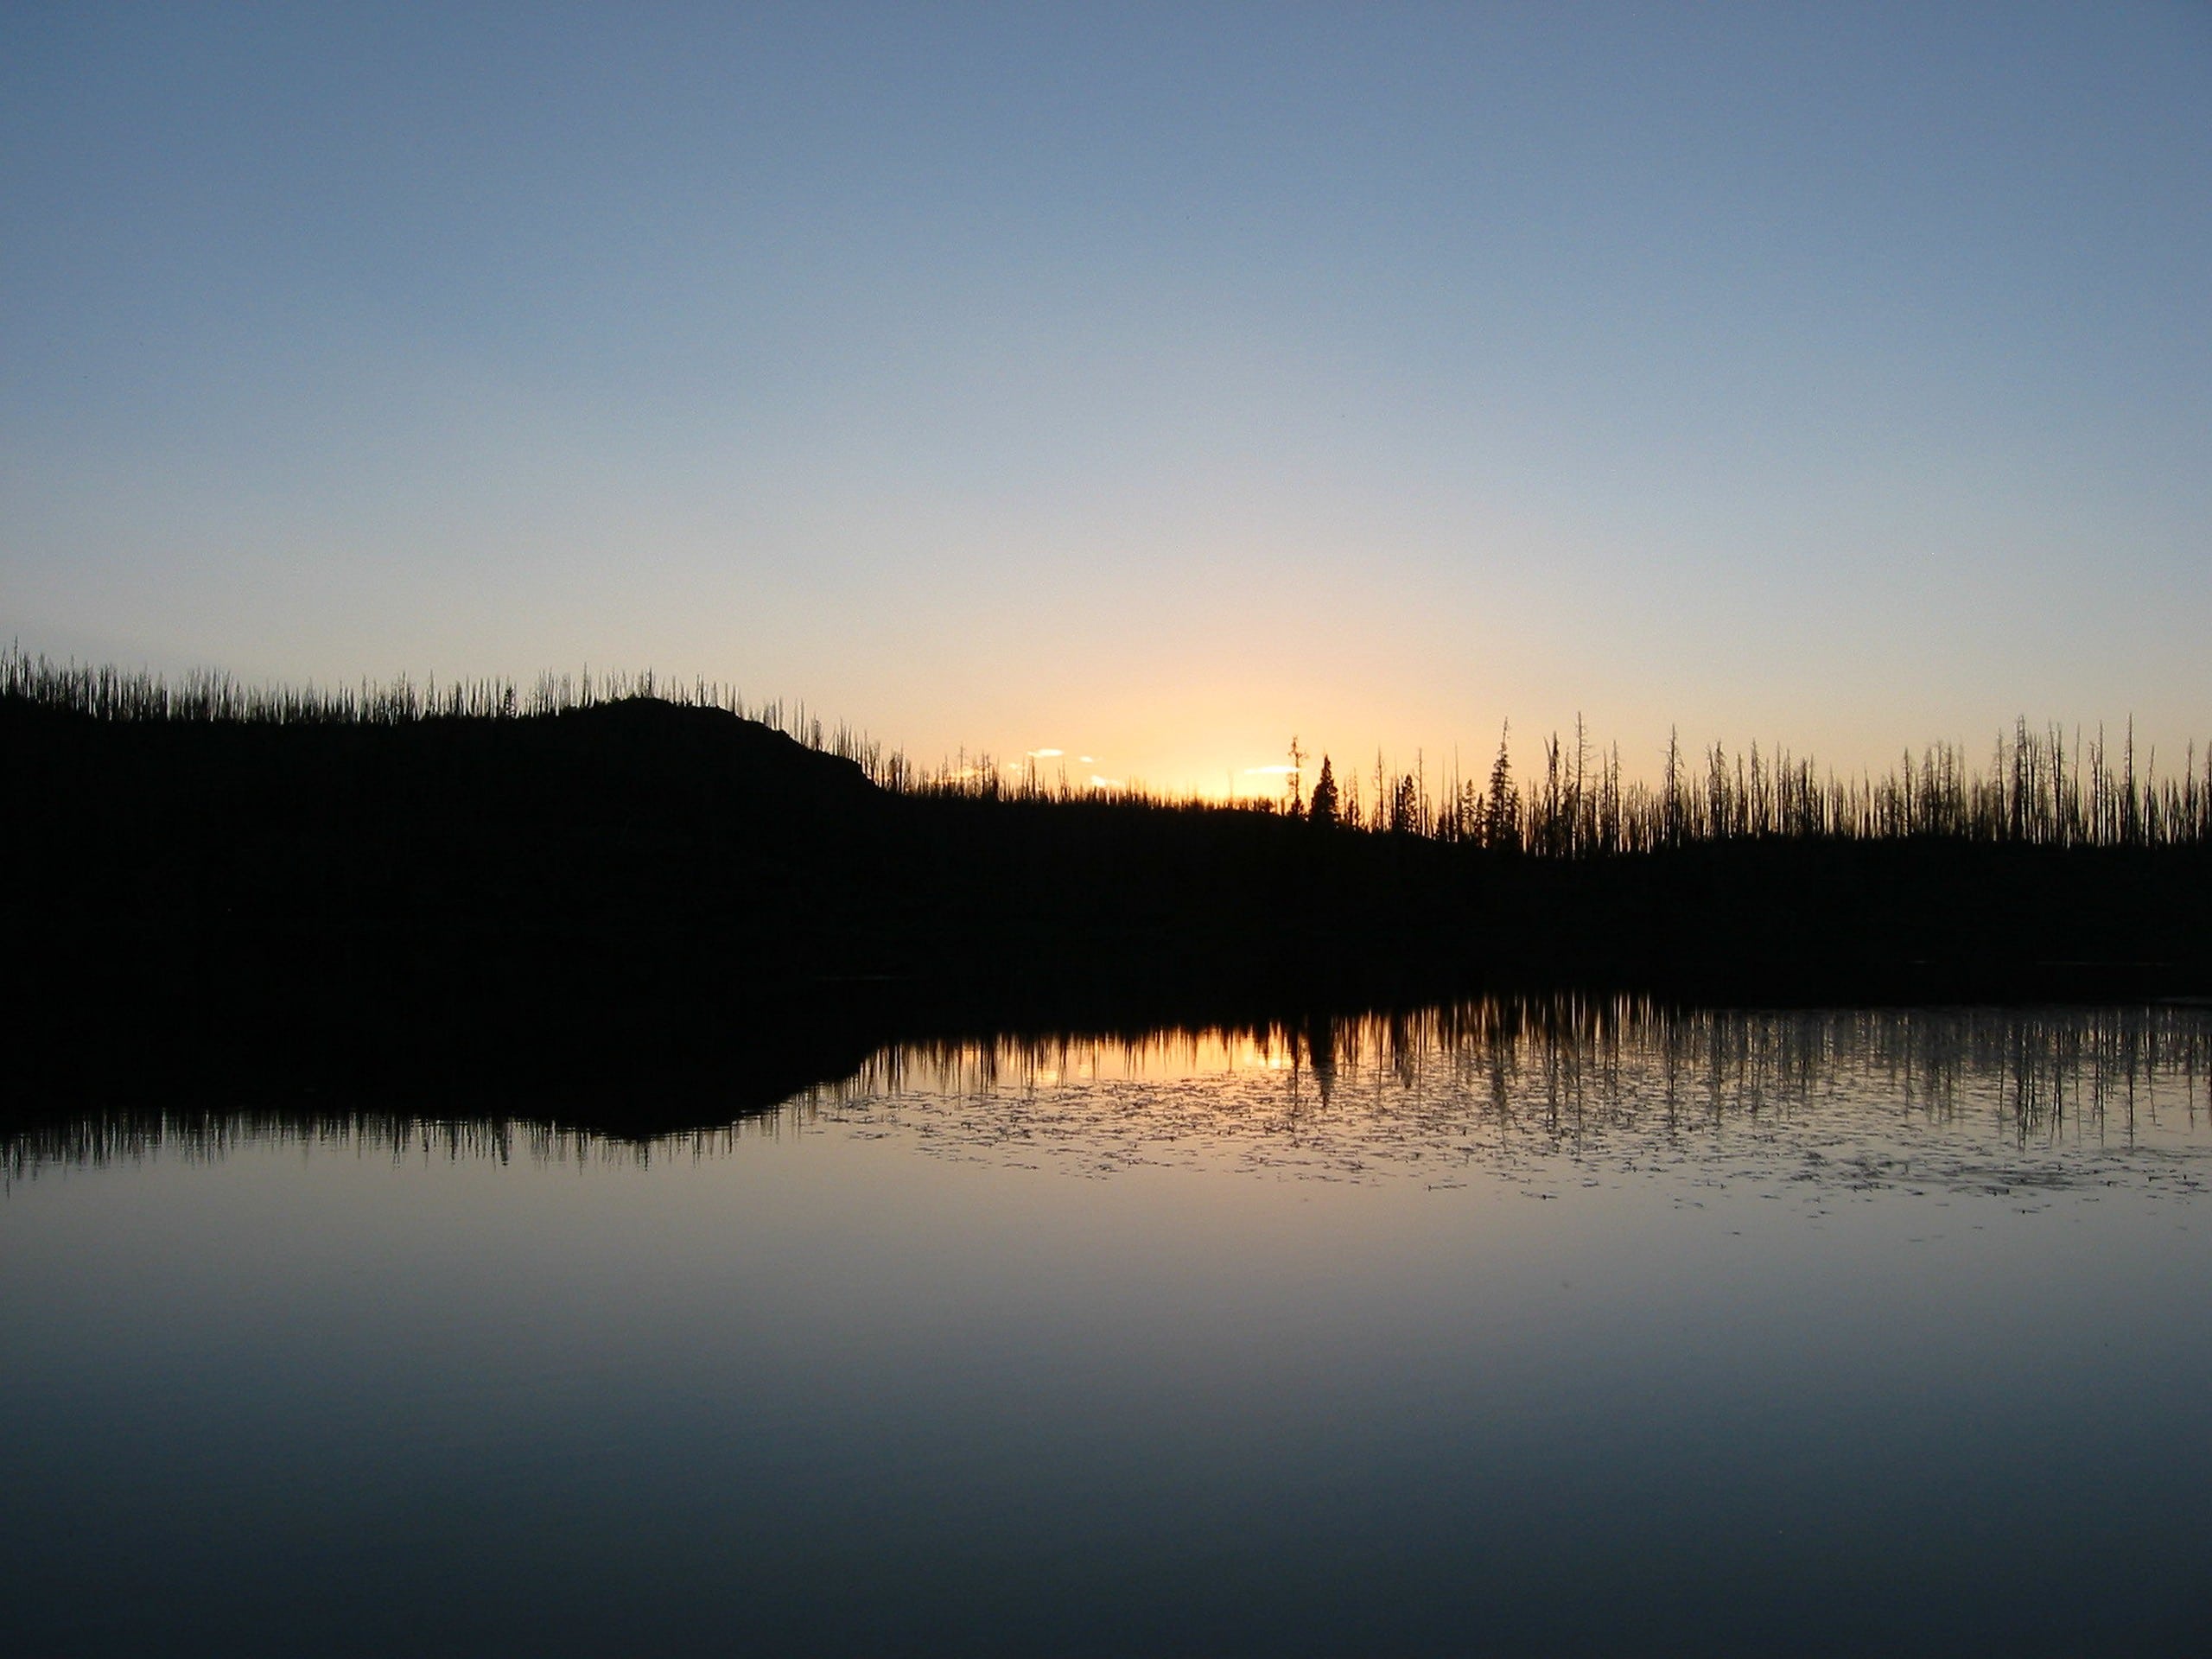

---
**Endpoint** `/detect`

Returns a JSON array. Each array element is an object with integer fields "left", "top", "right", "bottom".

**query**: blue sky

[{"left": 4, "top": 3, "right": 2207, "bottom": 791}]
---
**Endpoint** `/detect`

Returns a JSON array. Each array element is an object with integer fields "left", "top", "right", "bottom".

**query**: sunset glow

[{"left": 3, "top": 7, "right": 2202, "bottom": 791}]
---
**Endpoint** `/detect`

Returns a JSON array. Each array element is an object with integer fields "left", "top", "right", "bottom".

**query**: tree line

[{"left": 9, "top": 646, "right": 2206, "bottom": 853}]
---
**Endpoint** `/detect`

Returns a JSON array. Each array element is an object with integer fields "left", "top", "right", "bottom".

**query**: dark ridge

[{"left": 7, "top": 684, "right": 2210, "bottom": 1145}]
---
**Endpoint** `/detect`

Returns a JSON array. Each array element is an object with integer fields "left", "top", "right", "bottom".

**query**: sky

[{"left": 4, "top": 3, "right": 2207, "bottom": 795}]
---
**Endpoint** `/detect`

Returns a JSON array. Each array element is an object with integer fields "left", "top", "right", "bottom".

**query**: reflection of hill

[
  {"left": 790, "top": 1001, "right": 2212, "bottom": 1197},
  {"left": 8, "top": 692, "right": 2212, "bottom": 1127},
  {"left": 14, "top": 1002, "right": 2209, "bottom": 1207}
]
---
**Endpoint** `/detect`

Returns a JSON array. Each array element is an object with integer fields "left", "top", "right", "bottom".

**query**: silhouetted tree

[
  {"left": 1484, "top": 724, "right": 1519, "bottom": 852},
  {"left": 1390, "top": 772, "right": 1421, "bottom": 835},
  {"left": 1309, "top": 754, "right": 1339, "bottom": 830}
]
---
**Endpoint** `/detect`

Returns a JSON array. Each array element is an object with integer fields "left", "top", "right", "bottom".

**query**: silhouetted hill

[{"left": 8, "top": 692, "right": 885, "bottom": 954}]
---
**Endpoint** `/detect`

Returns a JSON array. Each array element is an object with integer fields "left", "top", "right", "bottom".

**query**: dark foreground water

[{"left": 7, "top": 1002, "right": 2210, "bottom": 1656}]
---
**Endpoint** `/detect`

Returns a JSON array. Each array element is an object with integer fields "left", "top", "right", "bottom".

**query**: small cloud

[
  {"left": 1027, "top": 747, "right": 1064, "bottom": 758},
  {"left": 1078, "top": 755, "right": 1095, "bottom": 764},
  {"left": 1089, "top": 774, "right": 1122, "bottom": 789}
]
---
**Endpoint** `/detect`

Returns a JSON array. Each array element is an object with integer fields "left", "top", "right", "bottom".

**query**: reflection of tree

[
  {"left": 814, "top": 1001, "right": 2212, "bottom": 1193},
  {"left": 12, "top": 1004, "right": 2209, "bottom": 1200},
  {"left": 1302, "top": 1014, "right": 1337, "bottom": 1108}
]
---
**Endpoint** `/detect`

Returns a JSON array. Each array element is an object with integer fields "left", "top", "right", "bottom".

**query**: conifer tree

[
  {"left": 1484, "top": 723, "right": 1518, "bottom": 850},
  {"left": 1309, "top": 754, "right": 1339, "bottom": 830}
]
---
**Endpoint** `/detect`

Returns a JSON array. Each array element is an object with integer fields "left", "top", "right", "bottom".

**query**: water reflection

[
  {"left": 8, "top": 1000, "right": 2211, "bottom": 1656},
  {"left": 3, "top": 1109, "right": 648, "bottom": 1185},
  {"left": 798, "top": 1001, "right": 2212, "bottom": 1204},
  {"left": 14, "top": 1001, "right": 2206, "bottom": 1210}
]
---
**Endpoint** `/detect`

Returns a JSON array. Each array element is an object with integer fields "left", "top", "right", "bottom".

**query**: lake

[{"left": 6, "top": 1000, "right": 2209, "bottom": 1656}]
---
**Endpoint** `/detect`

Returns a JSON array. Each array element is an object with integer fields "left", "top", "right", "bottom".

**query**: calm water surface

[{"left": 7, "top": 1002, "right": 2210, "bottom": 1656}]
